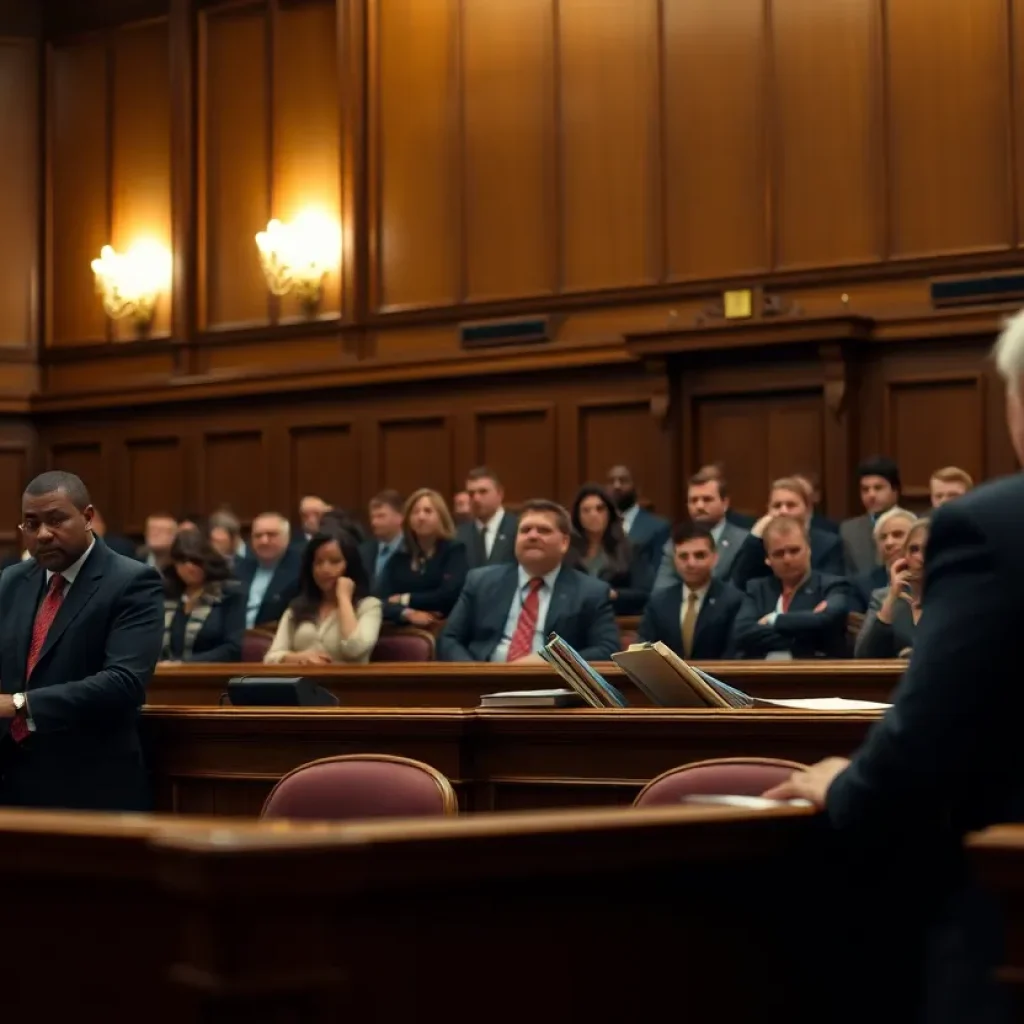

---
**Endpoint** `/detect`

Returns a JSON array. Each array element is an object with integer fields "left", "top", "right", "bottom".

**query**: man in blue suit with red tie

[{"left": 0, "top": 471, "right": 164, "bottom": 811}]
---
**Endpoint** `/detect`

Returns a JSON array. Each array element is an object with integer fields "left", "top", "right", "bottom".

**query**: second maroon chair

[{"left": 633, "top": 757, "right": 807, "bottom": 807}]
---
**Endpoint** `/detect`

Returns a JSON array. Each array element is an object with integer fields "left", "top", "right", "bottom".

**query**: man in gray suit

[
  {"left": 455, "top": 466, "right": 518, "bottom": 570},
  {"left": 652, "top": 469, "right": 748, "bottom": 590},
  {"left": 839, "top": 456, "right": 905, "bottom": 576},
  {"left": 439, "top": 499, "right": 620, "bottom": 663}
]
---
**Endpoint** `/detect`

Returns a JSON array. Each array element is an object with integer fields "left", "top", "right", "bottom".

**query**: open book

[
  {"left": 611, "top": 642, "right": 891, "bottom": 711},
  {"left": 535, "top": 635, "right": 629, "bottom": 708}
]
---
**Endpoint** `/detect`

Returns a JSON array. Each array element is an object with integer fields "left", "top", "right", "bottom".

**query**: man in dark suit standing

[
  {"left": 439, "top": 499, "right": 620, "bottom": 663},
  {"left": 456, "top": 466, "right": 518, "bottom": 570},
  {"left": 0, "top": 471, "right": 163, "bottom": 811},
  {"left": 638, "top": 522, "right": 743, "bottom": 659},
  {"left": 764, "top": 311, "right": 1024, "bottom": 1023},
  {"left": 733, "top": 515, "right": 849, "bottom": 659},
  {"left": 605, "top": 464, "right": 671, "bottom": 577}
]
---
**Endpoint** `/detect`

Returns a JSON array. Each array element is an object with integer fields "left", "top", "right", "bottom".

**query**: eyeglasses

[{"left": 18, "top": 515, "right": 74, "bottom": 535}]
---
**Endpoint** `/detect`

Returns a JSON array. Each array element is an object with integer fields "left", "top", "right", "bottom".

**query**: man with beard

[
  {"left": 0, "top": 471, "right": 163, "bottom": 811},
  {"left": 604, "top": 464, "right": 670, "bottom": 582}
]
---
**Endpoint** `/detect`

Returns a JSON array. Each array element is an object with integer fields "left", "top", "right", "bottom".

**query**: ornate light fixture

[
  {"left": 255, "top": 209, "right": 341, "bottom": 310},
  {"left": 90, "top": 241, "right": 171, "bottom": 330}
]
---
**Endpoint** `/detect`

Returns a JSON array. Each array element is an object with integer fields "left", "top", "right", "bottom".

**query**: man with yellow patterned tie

[{"left": 636, "top": 522, "right": 744, "bottom": 660}]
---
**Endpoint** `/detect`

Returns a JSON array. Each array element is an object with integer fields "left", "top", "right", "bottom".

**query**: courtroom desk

[
  {"left": 146, "top": 658, "right": 904, "bottom": 708},
  {"left": 142, "top": 706, "right": 881, "bottom": 816},
  {"left": 0, "top": 803, "right": 843, "bottom": 1021}
]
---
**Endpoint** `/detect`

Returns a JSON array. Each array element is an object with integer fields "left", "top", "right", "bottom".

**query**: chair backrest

[
  {"left": 261, "top": 754, "right": 458, "bottom": 821},
  {"left": 371, "top": 626, "right": 436, "bottom": 662},
  {"left": 633, "top": 757, "right": 808, "bottom": 808},
  {"left": 243, "top": 629, "right": 274, "bottom": 662}
]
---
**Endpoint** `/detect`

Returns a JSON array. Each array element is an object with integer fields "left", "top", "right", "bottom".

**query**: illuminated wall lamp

[
  {"left": 90, "top": 241, "right": 171, "bottom": 333},
  {"left": 255, "top": 210, "right": 341, "bottom": 313}
]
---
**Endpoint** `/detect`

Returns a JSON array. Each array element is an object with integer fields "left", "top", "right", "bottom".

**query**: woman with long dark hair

[
  {"left": 265, "top": 528, "right": 382, "bottom": 665},
  {"left": 569, "top": 484, "right": 649, "bottom": 615},
  {"left": 159, "top": 530, "right": 245, "bottom": 664}
]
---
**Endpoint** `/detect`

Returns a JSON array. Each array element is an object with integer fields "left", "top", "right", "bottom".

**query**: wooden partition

[
  {"left": 143, "top": 706, "right": 880, "bottom": 815},
  {"left": 146, "top": 659, "right": 905, "bottom": 708},
  {"left": 0, "top": 802, "right": 840, "bottom": 1021}
]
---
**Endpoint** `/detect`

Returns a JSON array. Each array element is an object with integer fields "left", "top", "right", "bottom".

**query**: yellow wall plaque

[{"left": 723, "top": 289, "right": 753, "bottom": 319}]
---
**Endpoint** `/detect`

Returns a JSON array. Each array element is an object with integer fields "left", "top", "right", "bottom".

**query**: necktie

[
  {"left": 780, "top": 590, "right": 794, "bottom": 614},
  {"left": 375, "top": 544, "right": 391, "bottom": 577},
  {"left": 473, "top": 524, "right": 487, "bottom": 565},
  {"left": 14, "top": 574, "right": 66, "bottom": 743},
  {"left": 681, "top": 591, "right": 699, "bottom": 659},
  {"left": 507, "top": 578, "right": 544, "bottom": 663}
]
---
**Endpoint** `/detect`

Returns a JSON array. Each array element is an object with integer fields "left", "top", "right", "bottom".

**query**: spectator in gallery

[
  {"left": 265, "top": 528, "right": 381, "bottom": 666},
  {"left": 138, "top": 512, "right": 178, "bottom": 571},
  {"left": 792, "top": 471, "right": 839, "bottom": 534},
  {"left": 158, "top": 530, "right": 245, "bottom": 665},
  {"left": 375, "top": 488, "right": 468, "bottom": 628},
  {"left": 452, "top": 490, "right": 472, "bottom": 524},
  {"left": 319, "top": 505, "right": 368, "bottom": 544},
  {"left": 637, "top": 522, "right": 744, "bottom": 660},
  {"left": 840, "top": 456, "right": 905, "bottom": 576},
  {"left": 929, "top": 465, "right": 974, "bottom": 510},
  {"left": 235, "top": 511, "right": 302, "bottom": 629},
  {"left": 733, "top": 515, "right": 850, "bottom": 660},
  {"left": 568, "top": 484, "right": 650, "bottom": 615},
  {"left": 457, "top": 467, "right": 518, "bottom": 569},
  {"left": 297, "top": 495, "right": 330, "bottom": 544},
  {"left": 854, "top": 518, "right": 929, "bottom": 660},
  {"left": 177, "top": 512, "right": 205, "bottom": 535},
  {"left": 848, "top": 507, "right": 918, "bottom": 613},
  {"left": 360, "top": 490, "right": 405, "bottom": 587},
  {"left": 438, "top": 499, "right": 620, "bottom": 663},
  {"left": 604, "top": 463, "right": 670, "bottom": 577},
  {"left": 208, "top": 509, "right": 246, "bottom": 566}
]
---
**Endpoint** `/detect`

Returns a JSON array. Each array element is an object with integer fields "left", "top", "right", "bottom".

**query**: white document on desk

[{"left": 755, "top": 697, "right": 891, "bottom": 711}]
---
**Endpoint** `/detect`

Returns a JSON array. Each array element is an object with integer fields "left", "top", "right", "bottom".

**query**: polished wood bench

[
  {"left": 142, "top": 705, "right": 881, "bottom": 815},
  {"left": 146, "top": 659, "right": 905, "bottom": 708},
  {"left": 2, "top": 802, "right": 841, "bottom": 1021}
]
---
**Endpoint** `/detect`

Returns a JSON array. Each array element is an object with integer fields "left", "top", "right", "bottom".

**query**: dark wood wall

[{"left": 0, "top": 0, "right": 1020, "bottom": 544}]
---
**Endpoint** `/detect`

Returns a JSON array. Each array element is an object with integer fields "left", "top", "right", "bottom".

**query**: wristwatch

[{"left": 11, "top": 693, "right": 25, "bottom": 713}]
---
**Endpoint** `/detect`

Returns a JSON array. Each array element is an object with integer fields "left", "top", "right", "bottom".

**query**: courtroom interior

[{"left": 2, "top": 0, "right": 1024, "bottom": 1019}]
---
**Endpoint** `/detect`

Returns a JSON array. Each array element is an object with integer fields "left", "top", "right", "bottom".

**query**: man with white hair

[
  {"left": 765, "top": 311, "right": 1024, "bottom": 1022},
  {"left": 235, "top": 511, "right": 301, "bottom": 628}
]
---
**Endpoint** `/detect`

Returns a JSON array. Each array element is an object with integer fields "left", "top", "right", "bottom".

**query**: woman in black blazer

[
  {"left": 569, "top": 484, "right": 649, "bottom": 615},
  {"left": 158, "top": 530, "right": 245, "bottom": 664},
  {"left": 374, "top": 488, "right": 468, "bottom": 627}
]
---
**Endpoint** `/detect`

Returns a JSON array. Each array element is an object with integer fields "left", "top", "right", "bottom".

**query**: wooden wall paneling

[
  {"left": 47, "top": 441, "right": 109, "bottom": 516},
  {"left": 288, "top": 416, "right": 361, "bottom": 514},
  {"left": 662, "top": 0, "right": 767, "bottom": 281},
  {"left": 1014, "top": 0, "right": 1024, "bottom": 248},
  {"left": 272, "top": 0, "right": 342, "bottom": 321},
  {"left": 558, "top": 0, "right": 660, "bottom": 292},
  {"left": 0, "top": 38, "right": 39, "bottom": 350},
  {"left": 123, "top": 436, "right": 185, "bottom": 532},
  {"left": 199, "top": 3, "right": 271, "bottom": 331},
  {"left": 983, "top": 359, "right": 1019, "bottom": 479},
  {"left": 771, "top": 0, "right": 883, "bottom": 270},
  {"left": 885, "top": 0, "right": 1013, "bottom": 258},
  {"left": 575, "top": 397, "right": 672, "bottom": 516},
  {"left": 110, "top": 19, "right": 172, "bottom": 341},
  {"left": 0, "top": 441, "right": 30, "bottom": 542},
  {"left": 200, "top": 427, "right": 271, "bottom": 519},
  {"left": 376, "top": 414, "right": 455, "bottom": 500},
  {"left": 48, "top": 37, "right": 110, "bottom": 345},
  {"left": 461, "top": 0, "right": 555, "bottom": 302},
  {"left": 371, "top": 0, "right": 460, "bottom": 311},
  {"left": 473, "top": 403, "right": 557, "bottom": 504}
]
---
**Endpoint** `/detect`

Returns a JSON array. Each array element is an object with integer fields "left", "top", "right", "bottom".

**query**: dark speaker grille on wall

[
  {"left": 460, "top": 317, "right": 550, "bottom": 349},
  {"left": 931, "top": 273, "right": 1024, "bottom": 309}
]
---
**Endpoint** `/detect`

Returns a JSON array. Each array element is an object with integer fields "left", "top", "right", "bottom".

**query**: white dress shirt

[
  {"left": 478, "top": 508, "right": 506, "bottom": 559},
  {"left": 621, "top": 504, "right": 640, "bottom": 534},
  {"left": 490, "top": 564, "right": 561, "bottom": 663}
]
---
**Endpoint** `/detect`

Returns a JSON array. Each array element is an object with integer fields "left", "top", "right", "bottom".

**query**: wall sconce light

[
  {"left": 90, "top": 241, "right": 171, "bottom": 331},
  {"left": 255, "top": 209, "right": 341, "bottom": 311}
]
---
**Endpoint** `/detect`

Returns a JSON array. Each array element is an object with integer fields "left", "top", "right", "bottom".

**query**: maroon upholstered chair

[
  {"left": 261, "top": 754, "right": 458, "bottom": 821},
  {"left": 242, "top": 628, "right": 274, "bottom": 662},
  {"left": 370, "top": 626, "right": 436, "bottom": 662},
  {"left": 633, "top": 757, "right": 808, "bottom": 808}
]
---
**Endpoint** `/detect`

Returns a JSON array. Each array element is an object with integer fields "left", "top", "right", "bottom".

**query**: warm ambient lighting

[
  {"left": 255, "top": 209, "right": 341, "bottom": 309},
  {"left": 90, "top": 241, "right": 171, "bottom": 329}
]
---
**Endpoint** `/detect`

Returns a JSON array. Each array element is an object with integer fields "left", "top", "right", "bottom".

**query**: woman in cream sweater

[{"left": 265, "top": 527, "right": 382, "bottom": 665}]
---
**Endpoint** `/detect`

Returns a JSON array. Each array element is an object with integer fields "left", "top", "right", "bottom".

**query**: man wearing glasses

[{"left": 0, "top": 470, "right": 163, "bottom": 811}]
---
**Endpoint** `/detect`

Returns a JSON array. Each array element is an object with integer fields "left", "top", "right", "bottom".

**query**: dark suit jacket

[
  {"left": 438, "top": 564, "right": 621, "bottom": 663},
  {"left": 636, "top": 578, "right": 744, "bottom": 660},
  {"left": 733, "top": 571, "right": 850, "bottom": 659},
  {"left": 850, "top": 564, "right": 888, "bottom": 614},
  {"left": 359, "top": 538, "right": 401, "bottom": 588},
  {"left": 727, "top": 528, "right": 845, "bottom": 592},
  {"left": 811, "top": 511, "right": 840, "bottom": 535},
  {"left": 826, "top": 476, "right": 1024, "bottom": 1022},
  {"left": 98, "top": 532, "right": 137, "bottom": 559},
  {"left": 162, "top": 581, "right": 246, "bottom": 663},
  {"left": 726, "top": 508, "right": 757, "bottom": 530},
  {"left": 625, "top": 507, "right": 671, "bottom": 577},
  {"left": 457, "top": 512, "right": 519, "bottom": 570},
  {"left": 374, "top": 538, "right": 468, "bottom": 625},
  {"left": 0, "top": 539, "right": 164, "bottom": 811},
  {"left": 235, "top": 549, "right": 302, "bottom": 628}
]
